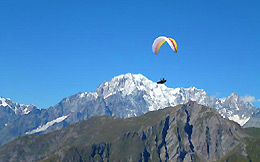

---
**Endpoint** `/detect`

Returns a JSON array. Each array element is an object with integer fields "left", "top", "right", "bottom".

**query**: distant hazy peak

[
  {"left": 0, "top": 97, "right": 9, "bottom": 107},
  {"left": 0, "top": 96, "right": 36, "bottom": 115}
]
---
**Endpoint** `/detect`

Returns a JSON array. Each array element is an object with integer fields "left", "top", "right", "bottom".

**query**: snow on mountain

[
  {"left": 26, "top": 115, "right": 68, "bottom": 135},
  {"left": 97, "top": 74, "right": 211, "bottom": 111},
  {"left": 229, "top": 115, "right": 250, "bottom": 126},
  {"left": 0, "top": 97, "right": 8, "bottom": 107},
  {"left": 0, "top": 73, "right": 256, "bottom": 131},
  {"left": 0, "top": 97, "right": 37, "bottom": 115},
  {"left": 93, "top": 73, "right": 255, "bottom": 126},
  {"left": 0, "top": 73, "right": 257, "bottom": 146}
]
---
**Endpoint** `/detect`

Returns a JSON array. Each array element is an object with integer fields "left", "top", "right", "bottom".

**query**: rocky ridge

[
  {"left": 0, "top": 73, "right": 257, "bottom": 146},
  {"left": 0, "top": 102, "right": 253, "bottom": 162}
]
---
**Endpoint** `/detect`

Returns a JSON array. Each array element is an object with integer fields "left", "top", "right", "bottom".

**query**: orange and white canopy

[{"left": 152, "top": 36, "right": 177, "bottom": 54}]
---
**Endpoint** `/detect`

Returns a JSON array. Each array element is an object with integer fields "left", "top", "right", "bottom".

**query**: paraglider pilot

[{"left": 157, "top": 78, "right": 166, "bottom": 84}]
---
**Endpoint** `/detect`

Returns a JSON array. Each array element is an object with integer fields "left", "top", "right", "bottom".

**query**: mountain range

[
  {"left": 0, "top": 73, "right": 259, "bottom": 146},
  {"left": 1, "top": 102, "right": 260, "bottom": 162}
]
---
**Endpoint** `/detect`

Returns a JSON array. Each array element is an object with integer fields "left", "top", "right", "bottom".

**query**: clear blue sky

[{"left": 0, "top": 0, "right": 259, "bottom": 108}]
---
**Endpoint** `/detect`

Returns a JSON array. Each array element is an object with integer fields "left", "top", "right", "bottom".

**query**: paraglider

[
  {"left": 152, "top": 36, "right": 177, "bottom": 54},
  {"left": 152, "top": 36, "right": 178, "bottom": 84},
  {"left": 157, "top": 78, "right": 166, "bottom": 84}
]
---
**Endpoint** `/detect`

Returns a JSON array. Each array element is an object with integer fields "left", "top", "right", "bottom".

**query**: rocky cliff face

[
  {"left": 0, "top": 97, "right": 37, "bottom": 116},
  {"left": 94, "top": 74, "right": 255, "bottom": 125},
  {"left": 0, "top": 73, "right": 257, "bottom": 146},
  {"left": 0, "top": 102, "right": 252, "bottom": 162},
  {"left": 0, "top": 97, "right": 38, "bottom": 142},
  {"left": 243, "top": 109, "right": 260, "bottom": 128},
  {"left": 44, "top": 73, "right": 255, "bottom": 127}
]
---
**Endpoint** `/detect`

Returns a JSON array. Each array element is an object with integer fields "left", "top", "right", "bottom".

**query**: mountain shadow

[{"left": 0, "top": 101, "right": 259, "bottom": 162}]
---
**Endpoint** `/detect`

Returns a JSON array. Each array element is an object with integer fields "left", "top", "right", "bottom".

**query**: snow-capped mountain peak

[
  {"left": 93, "top": 73, "right": 255, "bottom": 125},
  {"left": 0, "top": 73, "right": 258, "bottom": 146},
  {"left": 96, "top": 73, "right": 155, "bottom": 98},
  {"left": 0, "top": 97, "right": 37, "bottom": 115},
  {"left": 0, "top": 97, "right": 9, "bottom": 107},
  {"left": 227, "top": 92, "right": 240, "bottom": 101},
  {"left": 1, "top": 73, "right": 257, "bottom": 137}
]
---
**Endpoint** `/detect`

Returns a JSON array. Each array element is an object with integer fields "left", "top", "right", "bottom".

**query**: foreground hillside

[{"left": 1, "top": 101, "right": 259, "bottom": 162}]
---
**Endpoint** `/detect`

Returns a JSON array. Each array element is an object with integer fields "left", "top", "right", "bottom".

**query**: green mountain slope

[{"left": 0, "top": 101, "right": 259, "bottom": 162}]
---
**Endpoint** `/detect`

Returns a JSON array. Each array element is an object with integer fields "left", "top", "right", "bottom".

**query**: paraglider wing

[{"left": 152, "top": 36, "right": 177, "bottom": 54}]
